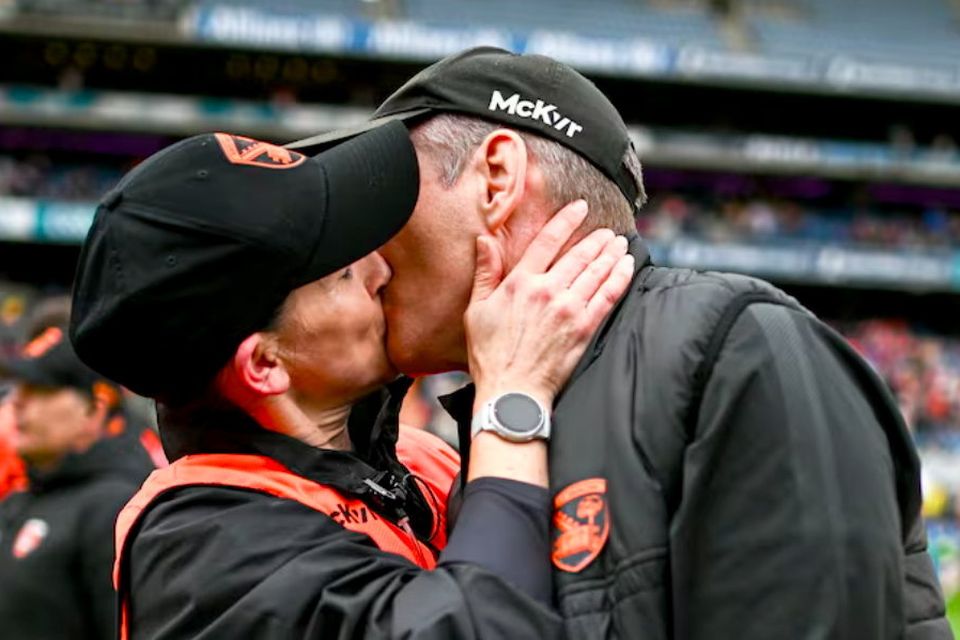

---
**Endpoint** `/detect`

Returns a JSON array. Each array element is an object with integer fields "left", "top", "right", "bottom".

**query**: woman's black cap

[{"left": 69, "top": 121, "right": 419, "bottom": 400}]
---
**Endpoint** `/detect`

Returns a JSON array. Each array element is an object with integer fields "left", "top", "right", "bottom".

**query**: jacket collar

[
  {"left": 567, "top": 233, "right": 652, "bottom": 382},
  {"left": 157, "top": 376, "right": 438, "bottom": 539},
  {"left": 26, "top": 442, "right": 113, "bottom": 493},
  {"left": 157, "top": 377, "right": 417, "bottom": 499}
]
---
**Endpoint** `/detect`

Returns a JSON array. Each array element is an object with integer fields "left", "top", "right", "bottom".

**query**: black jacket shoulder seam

[{"left": 686, "top": 293, "right": 796, "bottom": 441}]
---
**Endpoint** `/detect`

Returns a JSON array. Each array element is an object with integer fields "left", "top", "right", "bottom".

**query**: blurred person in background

[
  {"left": 0, "top": 292, "right": 44, "bottom": 501},
  {"left": 20, "top": 294, "right": 163, "bottom": 479},
  {"left": 30, "top": 295, "right": 164, "bottom": 470},
  {"left": 69, "top": 124, "right": 632, "bottom": 638},
  {"left": 293, "top": 47, "right": 950, "bottom": 639},
  {"left": 0, "top": 293, "right": 160, "bottom": 503},
  {"left": 0, "top": 326, "right": 145, "bottom": 639}
]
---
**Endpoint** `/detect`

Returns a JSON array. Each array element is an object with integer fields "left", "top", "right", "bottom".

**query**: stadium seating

[
  {"left": 640, "top": 191, "right": 960, "bottom": 249},
  {"left": 749, "top": 0, "right": 960, "bottom": 66},
  {"left": 194, "top": 0, "right": 960, "bottom": 69},
  {"left": 195, "top": 0, "right": 725, "bottom": 46}
]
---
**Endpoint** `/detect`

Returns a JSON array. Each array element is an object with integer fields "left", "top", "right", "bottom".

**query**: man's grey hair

[{"left": 409, "top": 113, "right": 647, "bottom": 236}]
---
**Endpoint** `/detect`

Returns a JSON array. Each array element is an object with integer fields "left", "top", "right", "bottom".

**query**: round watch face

[{"left": 493, "top": 393, "right": 543, "bottom": 434}]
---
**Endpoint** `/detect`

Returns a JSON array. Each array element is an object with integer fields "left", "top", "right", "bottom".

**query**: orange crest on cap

[
  {"left": 21, "top": 327, "right": 63, "bottom": 359},
  {"left": 214, "top": 133, "right": 307, "bottom": 170}
]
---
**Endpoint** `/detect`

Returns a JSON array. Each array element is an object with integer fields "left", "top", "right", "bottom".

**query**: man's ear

[
  {"left": 85, "top": 392, "right": 109, "bottom": 428},
  {"left": 475, "top": 129, "right": 528, "bottom": 233},
  {"left": 230, "top": 333, "right": 290, "bottom": 398}
]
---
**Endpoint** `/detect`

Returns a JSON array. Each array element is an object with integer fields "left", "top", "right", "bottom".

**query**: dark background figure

[{"left": 0, "top": 326, "right": 153, "bottom": 639}]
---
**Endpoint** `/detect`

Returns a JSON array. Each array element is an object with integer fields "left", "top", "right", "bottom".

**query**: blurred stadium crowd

[
  {"left": 3, "top": 0, "right": 960, "bottom": 634},
  {"left": 8, "top": 153, "right": 960, "bottom": 250},
  {"left": 0, "top": 155, "right": 125, "bottom": 201},
  {"left": 642, "top": 192, "right": 960, "bottom": 249}
]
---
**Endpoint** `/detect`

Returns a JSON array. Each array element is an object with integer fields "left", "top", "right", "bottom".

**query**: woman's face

[{"left": 273, "top": 252, "right": 395, "bottom": 406}]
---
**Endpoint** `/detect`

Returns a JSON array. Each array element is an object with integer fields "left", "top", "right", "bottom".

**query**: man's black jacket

[
  {"left": 547, "top": 236, "right": 950, "bottom": 638},
  {"left": 442, "top": 236, "right": 951, "bottom": 639},
  {"left": 0, "top": 433, "right": 148, "bottom": 639}
]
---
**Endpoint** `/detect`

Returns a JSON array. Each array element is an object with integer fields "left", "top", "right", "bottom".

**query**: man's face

[
  {"left": 275, "top": 252, "right": 395, "bottom": 406},
  {"left": 9, "top": 383, "right": 100, "bottom": 468},
  {"left": 379, "top": 152, "right": 483, "bottom": 375}
]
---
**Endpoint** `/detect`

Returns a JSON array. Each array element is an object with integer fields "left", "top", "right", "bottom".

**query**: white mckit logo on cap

[{"left": 488, "top": 90, "right": 583, "bottom": 138}]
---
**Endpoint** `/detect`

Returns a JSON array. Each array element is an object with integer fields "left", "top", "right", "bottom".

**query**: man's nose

[{"left": 367, "top": 252, "right": 393, "bottom": 296}]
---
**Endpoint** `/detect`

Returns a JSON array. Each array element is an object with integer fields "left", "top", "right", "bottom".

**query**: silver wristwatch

[{"left": 470, "top": 392, "right": 551, "bottom": 442}]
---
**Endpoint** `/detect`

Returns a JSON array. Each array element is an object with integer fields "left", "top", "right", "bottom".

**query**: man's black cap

[
  {"left": 288, "top": 46, "right": 640, "bottom": 210},
  {"left": 2, "top": 326, "right": 107, "bottom": 394},
  {"left": 70, "top": 121, "right": 419, "bottom": 401}
]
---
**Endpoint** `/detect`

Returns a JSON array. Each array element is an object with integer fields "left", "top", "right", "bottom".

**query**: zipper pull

[{"left": 363, "top": 478, "right": 399, "bottom": 504}]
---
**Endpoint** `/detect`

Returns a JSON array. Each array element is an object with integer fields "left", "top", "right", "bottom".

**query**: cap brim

[
  {"left": 296, "top": 119, "right": 420, "bottom": 283},
  {"left": 286, "top": 108, "right": 432, "bottom": 156}
]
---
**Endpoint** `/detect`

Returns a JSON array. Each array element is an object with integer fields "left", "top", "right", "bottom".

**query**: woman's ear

[
  {"left": 230, "top": 332, "right": 290, "bottom": 398},
  {"left": 475, "top": 129, "right": 528, "bottom": 233}
]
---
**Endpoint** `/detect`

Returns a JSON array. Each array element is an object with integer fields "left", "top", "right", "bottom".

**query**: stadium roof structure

[{"left": 5, "top": 0, "right": 960, "bottom": 103}]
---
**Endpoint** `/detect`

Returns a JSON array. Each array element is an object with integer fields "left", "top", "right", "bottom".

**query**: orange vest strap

[{"left": 114, "top": 427, "right": 459, "bottom": 640}]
